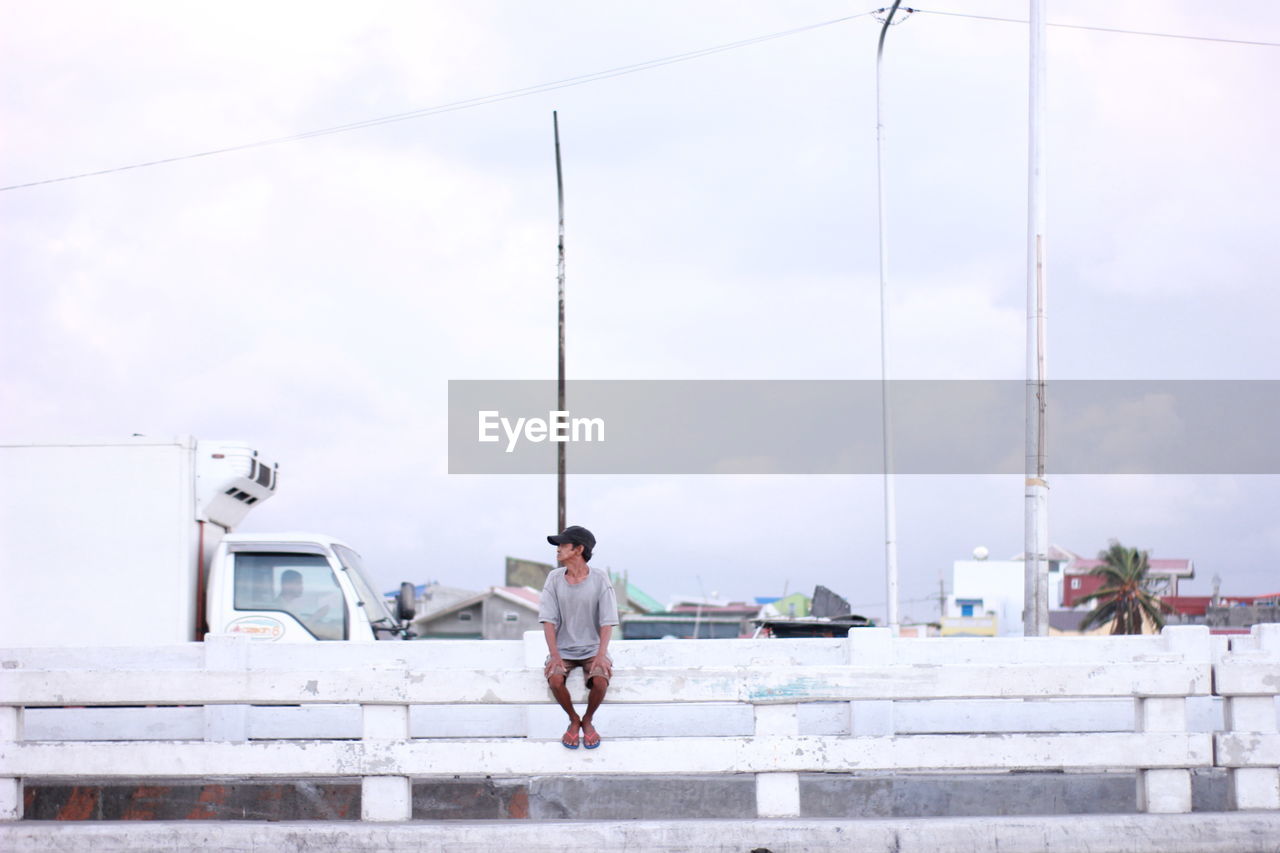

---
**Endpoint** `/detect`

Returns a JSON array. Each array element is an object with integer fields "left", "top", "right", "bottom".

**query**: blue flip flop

[
  {"left": 582, "top": 724, "right": 601, "bottom": 750},
  {"left": 561, "top": 730, "right": 580, "bottom": 749}
]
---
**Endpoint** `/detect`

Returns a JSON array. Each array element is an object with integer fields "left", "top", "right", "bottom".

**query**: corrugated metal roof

[{"left": 493, "top": 586, "right": 542, "bottom": 609}]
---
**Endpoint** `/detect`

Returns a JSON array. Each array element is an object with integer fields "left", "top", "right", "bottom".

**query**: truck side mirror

[{"left": 397, "top": 582, "right": 416, "bottom": 621}]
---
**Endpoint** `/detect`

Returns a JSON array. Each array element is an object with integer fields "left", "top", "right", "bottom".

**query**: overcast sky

[{"left": 3, "top": 1, "right": 1277, "bottom": 623}]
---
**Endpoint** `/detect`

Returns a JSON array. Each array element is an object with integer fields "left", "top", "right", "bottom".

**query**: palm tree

[{"left": 1077, "top": 542, "right": 1170, "bottom": 635}]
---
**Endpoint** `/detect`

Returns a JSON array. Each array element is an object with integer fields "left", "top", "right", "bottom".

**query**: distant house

[
  {"left": 757, "top": 592, "right": 811, "bottom": 619},
  {"left": 502, "top": 560, "right": 661, "bottom": 618},
  {"left": 621, "top": 612, "right": 751, "bottom": 640},
  {"left": 943, "top": 556, "right": 1027, "bottom": 637},
  {"left": 945, "top": 545, "right": 1196, "bottom": 637},
  {"left": 408, "top": 582, "right": 483, "bottom": 615},
  {"left": 750, "top": 586, "right": 872, "bottom": 638},
  {"left": 413, "top": 585, "right": 542, "bottom": 640},
  {"left": 941, "top": 545, "right": 1083, "bottom": 635},
  {"left": 412, "top": 564, "right": 663, "bottom": 640},
  {"left": 1051, "top": 554, "right": 1196, "bottom": 636},
  {"left": 622, "top": 597, "right": 761, "bottom": 640},
  {"left": 1164, "top": 593, "right": 1280, "bottom": 635},
  {"left": 941, "top": 613, "right": 999, "bottom": 637},
  {"left": 609, "top": 569, "right": 662, "bottom": 615},
  {"left": 1062, "top": 556, "right": 1195, "bottom": 607}
]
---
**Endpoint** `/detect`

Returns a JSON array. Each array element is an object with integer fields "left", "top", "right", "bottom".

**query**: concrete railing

[
  {"left": 1, "top": 624, "right": 1276, "bottom": 822},
  {"left": 1214, "top": 623, "right": 1280, "bottom": 810}
]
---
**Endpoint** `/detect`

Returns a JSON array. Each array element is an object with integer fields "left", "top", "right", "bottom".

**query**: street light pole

[
  {"left": 876, "top": 0, "right": 904, "bottom": 636},
  {"left": 1024, "top": 0, "right": 1050, "bottom": 636},
  {"left": 554, "top": 111, "right": 567, "bottom": 535}
]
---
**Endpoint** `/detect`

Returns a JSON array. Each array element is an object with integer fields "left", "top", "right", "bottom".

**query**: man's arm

[
  {"left": 590, "top": 624, "right": 612, "bottom": 672},
  {"left": 543, "top": 621, "right": 566, "bottom": 678},
  {"left": 538, "top": 576, "right": 564, "bottom": 677},
  {"left": 591, "top": 576, "right": 619, "bottom": 671}
]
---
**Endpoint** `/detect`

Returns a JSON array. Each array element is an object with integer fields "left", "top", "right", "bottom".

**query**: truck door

[{"left": 331, "top": 543, "right": 403, "bottom": 641}]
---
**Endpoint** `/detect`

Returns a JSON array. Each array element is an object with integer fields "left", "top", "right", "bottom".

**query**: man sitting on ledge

[{"left": 539, "top": 525, "right": 619, "bottom": 749}]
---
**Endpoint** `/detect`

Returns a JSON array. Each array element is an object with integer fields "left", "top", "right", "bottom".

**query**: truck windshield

[
  {"left": 332, "top": 544, "right": 399, "bottom": 630},
  {"left": 233, "top": 552, "right": 348, "bottom": 641}
]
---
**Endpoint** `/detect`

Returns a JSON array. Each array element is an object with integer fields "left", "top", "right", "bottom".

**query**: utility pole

[
  {"left": 876, "top": 0, "right": 904, "bottom": 637},
  {"left": 1023, "top": 0, "right": 1050, "bottom": 636},
  {"left": 554, "top": 111, "right": 567, "bottom": 535}
]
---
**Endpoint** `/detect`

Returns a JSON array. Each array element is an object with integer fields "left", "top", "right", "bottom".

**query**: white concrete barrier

[
  {"left": 1214, "top": 623, "right": 1280, "bottom": 810},
  {"left": 0, "top": 625, "right": 1256, "bottom": 823}
]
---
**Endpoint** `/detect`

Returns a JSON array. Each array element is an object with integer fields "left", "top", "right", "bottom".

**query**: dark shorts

[{"left": 545, "top": 655, "right": 612, "bottom": 687}]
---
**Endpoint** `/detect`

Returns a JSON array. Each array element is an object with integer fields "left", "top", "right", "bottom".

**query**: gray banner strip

[{"left": 447, "top": 380, "right": 1280, "bottom": 475}]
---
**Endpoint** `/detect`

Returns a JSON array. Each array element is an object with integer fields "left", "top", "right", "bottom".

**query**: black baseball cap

[{"left": 547, "top": 525, "right": 596, "bottom": 551}]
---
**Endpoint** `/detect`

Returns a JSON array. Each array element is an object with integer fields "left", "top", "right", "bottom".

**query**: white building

[{"left": 944, "top": 545, "right": 1080, "bottom": 637}]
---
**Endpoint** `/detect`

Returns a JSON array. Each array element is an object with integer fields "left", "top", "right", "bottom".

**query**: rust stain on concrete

[
  {"left": 55, "top": 786, "right": 98, "bottom": 821},
  {"left": 184, "top": 783, "right": 228, "bottom": 820},
  {"left": 505, "top": 787, "right": 530, "bottom": 819},
  {"left": 120, "top": 785, "right": 169, "bottom": 821}
]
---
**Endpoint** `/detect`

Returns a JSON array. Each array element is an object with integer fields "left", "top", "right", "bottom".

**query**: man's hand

[
  {"left": 587, "top": 653, "right": 612, "bottom": 681},
  {"left": 544, "top": 656, "right": 568, "bottom": 679}
]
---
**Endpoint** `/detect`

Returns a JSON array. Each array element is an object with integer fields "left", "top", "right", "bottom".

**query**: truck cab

[{"left": 206, "top": 532, "right": 414, "bottom": 642}]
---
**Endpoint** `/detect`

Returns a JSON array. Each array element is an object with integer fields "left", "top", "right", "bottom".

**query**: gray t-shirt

[{"left": 538, "top": 566, "right": 620, "bottom": 659}]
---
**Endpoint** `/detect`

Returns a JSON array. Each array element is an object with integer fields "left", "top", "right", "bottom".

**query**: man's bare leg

[
  {"left": 580, "top": 678, "right": 608, "bottom": 747},
  {"left": 547, "top": 674, "right": 581, "bottom": 745}
]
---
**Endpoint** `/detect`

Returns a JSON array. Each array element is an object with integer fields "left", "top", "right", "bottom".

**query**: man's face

[
  {"left": 555, "top": 541, "right": 580, "bottom": 565},
  {"left": 280, "top": 576, "right": 303, "bottom": 600}
]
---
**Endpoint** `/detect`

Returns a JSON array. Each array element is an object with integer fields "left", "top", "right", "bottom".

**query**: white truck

[{"left": 0, "top": 436, "right": 415, "bottom": 646}]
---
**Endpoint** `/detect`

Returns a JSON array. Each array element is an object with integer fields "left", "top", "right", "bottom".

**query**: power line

[
  {"left": 913, "top": 7, "right": 1280, "bottom": 48},
  {"left": 6, "top": 7, "right": 1274, "bottom": 193},
  {"left": 1, "top": 10, "right": 878, "bottom": 193}
]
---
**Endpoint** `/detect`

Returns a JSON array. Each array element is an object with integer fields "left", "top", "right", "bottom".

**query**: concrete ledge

[{"left": 4, "top": 813, "right": 1280, "bottom": 853}]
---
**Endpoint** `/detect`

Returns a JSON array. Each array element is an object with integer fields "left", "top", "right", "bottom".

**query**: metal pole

[
  {"left": 876, "top": 1, "right": 903, "bottom": 636},
  {"left": 1023, "top": 0, "right": 1050, "bottom": 636},
  {"left": 554, "top": 111, "right": 567, "bottom": 534}
]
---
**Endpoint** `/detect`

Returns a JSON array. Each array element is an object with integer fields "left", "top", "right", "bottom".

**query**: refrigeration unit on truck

[{"left": 0, "top": 436, "right": 415, "bottom": 646}]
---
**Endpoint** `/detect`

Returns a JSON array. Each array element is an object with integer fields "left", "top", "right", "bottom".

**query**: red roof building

[{"left": 1061, "top": 556, "right": 1195, "bottom": 608}]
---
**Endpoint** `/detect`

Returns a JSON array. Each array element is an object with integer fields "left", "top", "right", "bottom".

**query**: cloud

[{"left": 3, "top": 1, "right": 1278, "bottom": 615}]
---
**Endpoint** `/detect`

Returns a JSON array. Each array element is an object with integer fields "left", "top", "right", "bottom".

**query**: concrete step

[{"left": 4, "top": 813, "right": 1280, "bottom": 853}]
